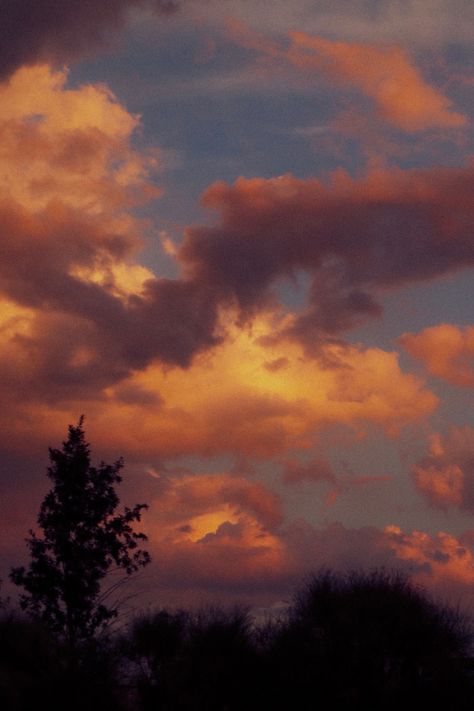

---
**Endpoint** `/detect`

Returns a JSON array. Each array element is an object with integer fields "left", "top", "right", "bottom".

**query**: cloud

[
  {"left": 209, "top": 1, "right": 474, "bottom": 46},
  {"left": 282, "top": 455, "right": 391, "bottom": 508},
  {"left": 0, "top": 0, "right": 179, "bottom": 79},
  {"left": 0, "top": 64, "right": 450, "bottom": 464},
  {"left": 140, "top": 480, "right": 474, "bottom": 604},
  {"left": 148, "top": 471, "right": 283, "bottom": 534},
  {"left": 384, "top": 525, "right": 474, "bottom": 595},
  {"left": 1, "top": 65, "right": 471, "bottom": 407},
  {"left": 0, "top": 65, "right": 223, "bottom": 403},
  {"left": 83, "top": 318, "right": 438, "bottom": 451},
  {"left": 0, "top": 311, "right": 436, "bottom": 462},
  {"left": 412, "top": 428, "right": 474, "bottom": 512},
  {"left": 282, "top": 457, "right": 336, "bottom": 484},
  {"left": 181, "top": 165, "right": 474, "bottom": 347},
  {"left": 285, "top": 33, "right": 467, "bottom": 132},
  {"left": 400, "top": 324, "right": 474, "bottom": 387},
  {"left": 140, "top": 472, "right": 287, "bottom": 599},
  {"left": 229, "top": 22, "right": 466, "bottom": 133}
]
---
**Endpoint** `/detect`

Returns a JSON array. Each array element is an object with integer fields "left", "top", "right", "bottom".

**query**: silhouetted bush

[
  {"left": 0, "top": 613, "right": 61, "bottom": 711},
  {"left": 264, "top": 569, "right": 474, "bottom": 710},
  {"left": 4, "top": 567, "right": 474, "bottom": 709},
  {"left": 127, "top": 606, "right": 261, "bottom": 710},
  {"left": 0, "top": 611, "right": 127, "bottom": 711}
]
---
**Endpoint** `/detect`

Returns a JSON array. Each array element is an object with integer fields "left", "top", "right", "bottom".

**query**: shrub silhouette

[
  {"left": 128, "top": 606, "right": 261, "bottom": 710},
  {"left": 0, "top": 613, "right": 60, "bottom": 711},
  {"left": 0, "top": 611, "right": 127, "bottom": 711},
  {"left": 265, "top": 569, "right": 474, "bottom": 710}
]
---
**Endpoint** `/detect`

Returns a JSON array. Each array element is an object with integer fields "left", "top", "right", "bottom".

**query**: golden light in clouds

[
  {"left": 0, "top": 24, "right": 471, "bottom": 609},
  {"left": 0, "top": 306, "right": 437, "bottom": 458},
  {"left": 385, "top": 526, "right": 474, "bottom": 587},
  {"left": 0, "top": 64, "right": 160, "bottom": 217},
  {"left": 88, "top": 314, "right": 437, "bottom": 459}
]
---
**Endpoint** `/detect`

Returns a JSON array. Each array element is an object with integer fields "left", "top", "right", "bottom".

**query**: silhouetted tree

[{"left": 10, "top": 417, "right": 150, "bottom": 653}]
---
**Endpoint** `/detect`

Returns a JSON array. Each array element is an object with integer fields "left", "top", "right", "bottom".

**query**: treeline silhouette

[
  {"left": 2, "top": 421, "right": 474, "bottom": 709},
  {"left": 2, "top": 569, "right": 474, "bottom": 710}
]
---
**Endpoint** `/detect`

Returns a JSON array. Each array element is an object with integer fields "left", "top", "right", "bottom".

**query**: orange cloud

[
  {"left": 0, "top": 312, "right": 436, "bottom": 461},
  {"left": 412, "top": 429, "right": 474, "bottom": 511},
  {"left": 0, "top": 64, "right": 161, "bottom": 219},
  {"left": 88, "top": 316, "right": 436, "bottom": 458},
  {"left": 400, "top": 324, "right": 474, "bottom": 387},
  {"left": 286, "top": 33, "right": 467, "bottom": 132},
  {"left": 229, "top": 22, "right": 467, "bottom": 133},
  {"left": 148, "top": 471, "right": 283, "bottom": 534},
  {"left": 140, "top": 508, "right": 474, "bottom": 606},
  {"left": 141, "top": 472, "right": 287, "bottom": 598},
  {"left": 0, "top": 65, "right": 223, "bottom": 401},
  {"left": 385, "top": 526, "right": 474, "bottom": 590}
]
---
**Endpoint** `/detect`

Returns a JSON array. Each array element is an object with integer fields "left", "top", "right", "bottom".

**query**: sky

[{"left": 1, "top": 0, "right": 474, "bottom": 612}]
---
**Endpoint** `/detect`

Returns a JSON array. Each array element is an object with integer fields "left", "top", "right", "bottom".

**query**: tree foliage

[
  {"left": 10, "top": 417, "right": 150, "bottom": 648},
  {"left": 265, "top": 569, "right": 474, "bottom": 710}
]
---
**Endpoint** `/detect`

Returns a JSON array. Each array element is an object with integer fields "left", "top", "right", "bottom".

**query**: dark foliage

[
  {"left": 127, "top": 606, "right": 261, "bottom": 710},
  {"left": 10, "top": 418, "right": 150, "bottom": 650},
  {"left": 0, "top": 610, "right": 129, "bottom": 711},
  {"left": 122, "top": 570, "right": 474, "bottom": 709},
  {"left": 264, "top": 569, "right": 474, "bottom": 710}
]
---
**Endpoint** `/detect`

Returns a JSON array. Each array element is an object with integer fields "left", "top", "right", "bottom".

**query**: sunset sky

[{"left": 1, "top": 0, "right": 474, "bottom": 612}]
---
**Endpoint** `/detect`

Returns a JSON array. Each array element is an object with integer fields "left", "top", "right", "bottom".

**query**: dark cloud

[
  {"left": 5, "top": 161, "right": 473, "bottom": 400},
  {"left": 180, "top": 166, "right": 474, "bottom": 348},
  {"left": 0, "top": 0, "right": 180, "bottom": 79},
  {"left": 282, "top": 456, "right": 336, "bottom": 484}
]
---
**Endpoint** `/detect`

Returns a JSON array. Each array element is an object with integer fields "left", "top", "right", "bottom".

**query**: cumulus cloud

[
  {"left": 140, "top": 472, "right": 287, "bottom": 599},
  {"left": 384, "top": 526, "right": 474, "bottom": 596},
  {"left": 400, "top": 324, "right": 474, "bottom": 387},
  {"left": 1, "top": 65, "right": 471, "bottom": 409},
  {"left": 1, "top": 64, "right": 455, "bottom": 466},
  {"left": 412, "top": 428, "right": 474, "bottom": 511},
  {"left": 0, "top": 308, "right": 436, "bottom": 461},
  {"left": 0, "top": 0, "right": 179, "bottom": 79},
  {"left": 139, "top": 476, "right": 474, "bottom": 604},
  {"left": 0, "top": 313, "right": 436, "bottom": 459},
  {"left": 181, "top": 166, "right": 474, "bottom": 348},
  {"left": 0, "top": 65, "right": 223, "bottom": 404}
]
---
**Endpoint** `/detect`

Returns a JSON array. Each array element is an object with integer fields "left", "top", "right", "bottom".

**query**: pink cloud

[
  {"left": 286, "top": 32, "right": 467, "bottom": 132},
  {"left": 141, "top": 495, "right": 474, "bottom": 606},
  {"left": 400, "top": 324, "right": 474, "bottom": 387},
  {"left": 412, "top": 428, "right": 474, "bottom": 512},
  {"left": 229, "top": 21, "right": 467, "bottom": 133}
]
